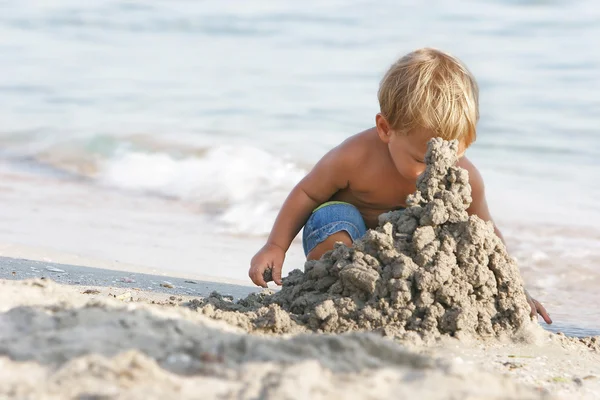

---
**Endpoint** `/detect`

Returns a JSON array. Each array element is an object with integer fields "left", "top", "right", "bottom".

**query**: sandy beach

[{"left": 0, "top": 266, "right": 598, "bottom": 400}]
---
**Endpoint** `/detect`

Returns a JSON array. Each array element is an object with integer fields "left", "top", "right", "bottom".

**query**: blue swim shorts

[{"left": 302, "top": 201, "right": 368, "bottom": 256}]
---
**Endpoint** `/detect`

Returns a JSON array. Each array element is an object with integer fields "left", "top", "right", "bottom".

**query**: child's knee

[
  {"left": 306, "top": 231, "right": 352, "bottom": 261},
  {"left": 302, "top": 201, "right": 367, "bottom": 257}
]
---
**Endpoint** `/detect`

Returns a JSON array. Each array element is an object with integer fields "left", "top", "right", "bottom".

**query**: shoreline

[
  {"left": 0, "top": 241, "right": 263, "bottom": 288},
  {"left": 0, "top": 255, "right": 261, "bottom": 300}
]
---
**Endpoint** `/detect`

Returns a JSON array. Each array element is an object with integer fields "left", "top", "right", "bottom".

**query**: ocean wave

[
  {"left": 98, "top": 144, "right": 306, "bottom": 235},
  {"left": 0, "top": 133, "right": 307, "bottom": 236}
]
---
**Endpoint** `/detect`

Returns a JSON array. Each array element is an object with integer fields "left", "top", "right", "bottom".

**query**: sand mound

[{"left": 196, "top": 138, "right": 532, "bottom": 341}]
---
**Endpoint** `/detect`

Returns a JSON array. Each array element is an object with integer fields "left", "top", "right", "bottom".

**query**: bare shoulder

[
  {"left": 300, "top": 128, "right": 377, "bottom": 196},
  {"left": 331, "top": 127, "right": 376, "bottom": 166},
  {"left": 314, "top": 128, "right": 378, "bottom": 178},
  {"left": 457, "top": 156, "right": 485, "bottom": 196},
  {"left": 459, "top": 156, "right": 496, "bottom": 223}
]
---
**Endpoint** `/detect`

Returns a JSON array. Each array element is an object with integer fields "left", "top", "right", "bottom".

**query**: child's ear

[{"left": 375, "top": 113, "right": 393, "bottom": 143}]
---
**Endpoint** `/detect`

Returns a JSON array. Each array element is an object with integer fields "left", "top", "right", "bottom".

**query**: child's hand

[
  {"left": 525, "top": 290, "right": 552, "bottom": 324},
  {"left": 249, "top": 243, "right": 285, "bottom": 288}
]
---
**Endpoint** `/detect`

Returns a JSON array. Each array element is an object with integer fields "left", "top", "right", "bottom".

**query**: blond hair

[{"left": 378, "top": 48, "right": 479, "bottom": 147}]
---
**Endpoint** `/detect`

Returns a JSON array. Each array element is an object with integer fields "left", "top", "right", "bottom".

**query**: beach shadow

[{"left": 0, "top": 302, "right": 431, "bottom": 376}]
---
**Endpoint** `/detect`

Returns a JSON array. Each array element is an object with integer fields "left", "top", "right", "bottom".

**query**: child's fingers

[
  {"left": 535, "top": 300, "right": 552, "bottom": 324},
  {"left": 249, "top": 264, "right": 268, "bottom": 288},
  {"left": 255, "top": 273, "right": 268, "bottom": 288},
  {"left": 527, "top": 299, "right": 537, "bottom": 318},
  {"left": 272, "top": 264, "right": 283, "bottom": 286}
]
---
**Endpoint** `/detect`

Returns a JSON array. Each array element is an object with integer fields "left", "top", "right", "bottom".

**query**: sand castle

[{"left": 197, "top": 138, "right": 532, "bottom": 341}]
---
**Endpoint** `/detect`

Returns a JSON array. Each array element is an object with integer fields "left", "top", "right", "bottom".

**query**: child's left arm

[{"left": 462, "top": 158, "right": 553, "bottom": 324}]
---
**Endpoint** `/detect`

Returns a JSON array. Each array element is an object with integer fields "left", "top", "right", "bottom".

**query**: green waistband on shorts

[{"left": 312, "top": 201, "right": 351, "bottom": 214}]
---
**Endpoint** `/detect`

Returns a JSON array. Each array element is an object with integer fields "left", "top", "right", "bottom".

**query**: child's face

[
  {"left": 387, "top": 129, "right": 431, "bottom": 181},
  {"left": 375, "top": 114, "right": 465, "bottom": 181}
]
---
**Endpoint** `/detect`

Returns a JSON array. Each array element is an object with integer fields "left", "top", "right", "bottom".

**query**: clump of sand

[{"left": 194, "top": 138, "right": 532, "bottom": 342}]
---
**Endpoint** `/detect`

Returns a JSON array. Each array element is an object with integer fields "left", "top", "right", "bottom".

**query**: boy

[{"left": 248, "top": 48, "right": 551, "bottom": 324}]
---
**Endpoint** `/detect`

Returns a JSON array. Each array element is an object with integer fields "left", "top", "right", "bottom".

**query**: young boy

[{"left": 248, "top": 48, "right": 552, "bottom": 324}]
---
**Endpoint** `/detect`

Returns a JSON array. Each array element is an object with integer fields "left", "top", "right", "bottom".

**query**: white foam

[{"left": 98, "top": 145, "right": 306, "bottom": 236}]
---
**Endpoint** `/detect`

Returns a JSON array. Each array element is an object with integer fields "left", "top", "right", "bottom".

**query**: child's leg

[
  {"left": 302, "top": 202, "right": 367, "bottom": 260},
  {"left": 307, "top": 231, "right": 352, "bottom": 260}
]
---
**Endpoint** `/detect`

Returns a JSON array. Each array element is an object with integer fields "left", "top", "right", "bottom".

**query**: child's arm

[
  {"left": 249, "top": 146, "right": 354, "bottom": 287},
  {"left": 464, "top": 159, "right": 552, "bottom": 324}
]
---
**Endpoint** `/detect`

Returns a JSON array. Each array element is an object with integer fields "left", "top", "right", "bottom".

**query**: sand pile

[
  {"left": 0, "top": 279, "right": 552, "bottom": 400},
  {"left": 197, "top": 138, "right": 532, "bottom": 341}
]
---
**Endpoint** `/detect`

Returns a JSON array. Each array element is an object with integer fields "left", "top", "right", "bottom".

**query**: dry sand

[
  {"left": 0, "top": 278, "right": 598, "bottom": 400},
  {"left": 1, "top": 139, "right": 599, "bottom": 399}
]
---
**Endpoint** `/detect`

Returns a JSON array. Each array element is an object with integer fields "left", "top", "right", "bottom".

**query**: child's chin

[{"left": 399, "top": 171, "right": 420, "bottom": 181}]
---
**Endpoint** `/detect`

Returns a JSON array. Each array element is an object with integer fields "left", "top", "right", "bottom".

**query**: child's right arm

[{"left": 248, "top": 146, "right": 353, "bottom": 287}]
